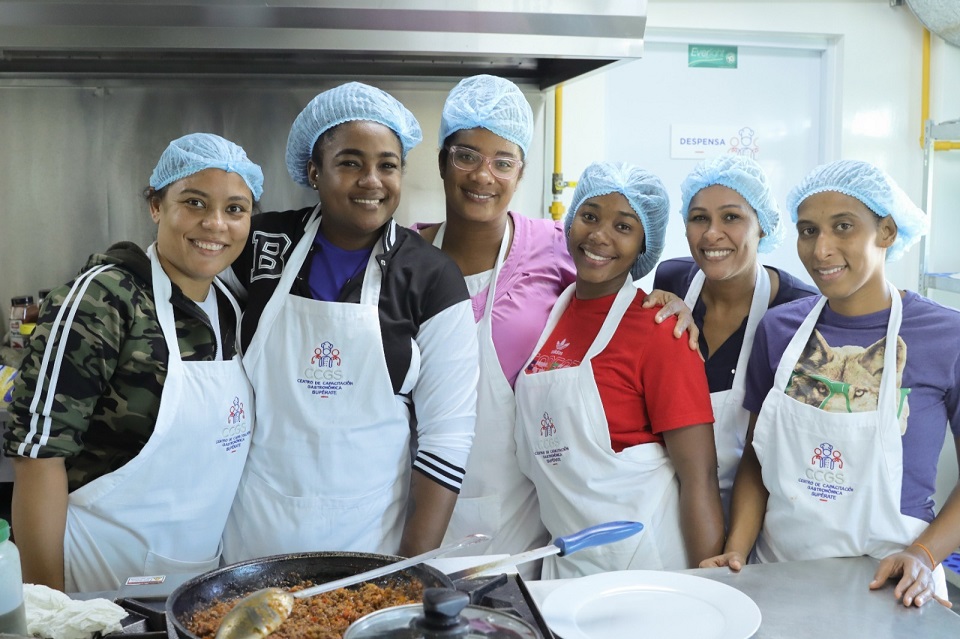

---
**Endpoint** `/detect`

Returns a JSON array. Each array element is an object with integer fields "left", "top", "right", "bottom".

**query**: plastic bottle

[
  {"left": 0, "top": 519, "right": 28, "bottom": 635},
  {"left": 8, "top": 297, "right": 38, "bottom": 350}
]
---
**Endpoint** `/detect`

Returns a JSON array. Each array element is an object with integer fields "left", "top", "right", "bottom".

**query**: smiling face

[
  {"left": 796, "top": 190, "right": 896, "bottom": 315},
  {"left": 439, "top": 127, "right": 522, "bottom": 226},
  {"left": 308, "top": 120, "right": 403, "bottom": 250},
  {"left": 685, "top": 184, "right": 763, "bottom": 285},
  {"left": 150, "top": 168, "right": 253, "bottom": 301},
  {"left": 568, "top": 192, "right": 646, "bottom": 299}
]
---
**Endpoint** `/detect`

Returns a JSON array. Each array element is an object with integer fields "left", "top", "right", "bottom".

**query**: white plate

[{"left": 541, "top": 570, "right": 761, "bottom": 639}]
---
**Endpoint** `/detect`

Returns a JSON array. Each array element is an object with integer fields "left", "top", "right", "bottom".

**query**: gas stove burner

[
  {"left": 112, "top": 597, "right": 168, "bottom": 638},
  {"left": 454, "top": 573, "right": 554, "bottom": 637}
]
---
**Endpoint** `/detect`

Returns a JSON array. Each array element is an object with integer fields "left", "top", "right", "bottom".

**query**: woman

[
  {"left": 703, "top": 160, "right": 960, "bottom": 609},
  {"left": 4, "top": 133, "right": 262, "bottom": 592},
  {"left": 414, "top": 75, "right": 698, "bottom": 561},
  {"left": 515, "top": 162, "right": 724, "bottom": 578},
  {"left": 412, "top": 74, "right": 575, "bottom": 559},
  {"left": 653, "top": 155, "right": 816, "bottom": 521},
  {"left": 414, "top": 75, "right": 686, "bottom": 564},
  {"left": 221, "top": 82, "right": 479, "bottom": 562}
]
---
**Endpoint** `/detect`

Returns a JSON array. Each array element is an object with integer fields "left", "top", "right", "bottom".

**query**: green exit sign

[{"left": 688, "top": 45, "right": 738, "bottom": 69}]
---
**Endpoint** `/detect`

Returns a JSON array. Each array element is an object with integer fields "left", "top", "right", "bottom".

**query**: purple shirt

[
  {"left": 413, "top": 212, "right": 576, "bottom": 387},
  {"left": 308, "top": 229, "right": 372, "bottom": 302},
  {"left": 744, "top": 291, "right": 960, "bottom": 522}
]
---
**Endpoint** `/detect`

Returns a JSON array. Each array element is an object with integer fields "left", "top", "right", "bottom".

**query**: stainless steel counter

[
  {"left": 683, "top": 557, "right": 960, "bottom": 638},
  {"left": 525, "top": 557, "right": 960, "bottom": 639}
]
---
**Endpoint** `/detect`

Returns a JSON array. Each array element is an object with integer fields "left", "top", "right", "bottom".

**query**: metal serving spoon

[{"left": 213, "top": 534, "right": 491, "bottom": 639}]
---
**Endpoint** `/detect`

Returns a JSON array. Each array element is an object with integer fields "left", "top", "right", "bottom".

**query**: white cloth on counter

[{"left": 23, "top": 583, "right": 126, "bottom": 639}]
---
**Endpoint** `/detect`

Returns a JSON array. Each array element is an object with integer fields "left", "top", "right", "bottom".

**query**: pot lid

[{"left": 343, "top": 588, "right": 540, "bottom": 639}]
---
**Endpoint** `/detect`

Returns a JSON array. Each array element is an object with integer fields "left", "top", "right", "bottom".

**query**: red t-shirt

[{"left": 526, "top": 290, "right": 714, "bottom": 451}]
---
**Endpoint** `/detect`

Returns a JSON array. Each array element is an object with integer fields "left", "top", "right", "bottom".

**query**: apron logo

[
  {"left": 534, "top": 412, "right": 569, "bottom": 466},
  {"left": 311, "top": 341, "right": 342, "bottom": 367},
  {"left": 541, "top": 413, "right": 556, "bottom": 436},
  {"left": 217, "top": 396, "right": 251, "bottom": 453},
  {"left": 812, "top": 442, "right": 843, "bottom": 470},
  {"left": 228, "top": 397, "right": 246, "bottom": 423},
  {"left": 798, "top": 441, "right": 852, "bottom": 502},
  {"left": 297, "top": 341, "right": 354, "bottom": 397}
]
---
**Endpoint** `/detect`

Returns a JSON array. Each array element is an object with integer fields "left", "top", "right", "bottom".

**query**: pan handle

[{"left": 554, "top": 521, "right": 644, "bottom": 556}]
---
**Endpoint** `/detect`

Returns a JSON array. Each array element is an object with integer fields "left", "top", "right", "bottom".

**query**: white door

[{"left": 575, "top": 38, "right": 828, "bottom": 291}]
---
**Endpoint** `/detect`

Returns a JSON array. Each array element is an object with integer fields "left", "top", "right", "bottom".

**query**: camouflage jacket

[{"left": 3, "top": 241, "right": 239, "bottom": 492}]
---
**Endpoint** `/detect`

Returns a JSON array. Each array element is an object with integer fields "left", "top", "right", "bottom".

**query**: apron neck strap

[
  {"left": 148, "top": 242, "right": 183, "bottom": 363},
  {"left": 433, "top": 219, "right": 511, "bottom": 323},
  {"left": 482, "top": 220, "right": 511, "bottom": 320},
  {"left": 584, "top": 276, "right": 638, "bottom": 360},
  {"left": 432, "top": 221, "right": 446, "bottom": 249},
  {"left": 212, "top": 277, "right": 243, "bottom": 340},
  {"left": 682, "top": 262, "right": 771, "bottom": 391},
  {"left": 734, "top": 264, "right": 772, "bottom": 380}
]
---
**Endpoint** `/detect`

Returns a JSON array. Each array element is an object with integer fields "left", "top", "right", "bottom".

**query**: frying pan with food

[{"left": 166, "top": 551, "right": 453, "bottom": 639}]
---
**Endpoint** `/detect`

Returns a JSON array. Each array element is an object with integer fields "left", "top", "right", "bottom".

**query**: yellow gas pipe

[
  {"left": 921, "top": 28, "right": 960, "bottom": 151},
  {"left": 549, "top": 84, "right": 577, "bottom": 220}
]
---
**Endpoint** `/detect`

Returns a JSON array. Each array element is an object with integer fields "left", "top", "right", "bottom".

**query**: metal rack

[{"left": 918, "top": 118, "right": 960, "bottom": 296}]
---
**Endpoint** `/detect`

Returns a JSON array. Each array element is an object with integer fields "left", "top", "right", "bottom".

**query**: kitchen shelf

[
  {"left": 922, "top": 274, "right": 960, "bottom": 295},
  {"left": 918, "top": 118, "right": 960, "bottom": 296}
]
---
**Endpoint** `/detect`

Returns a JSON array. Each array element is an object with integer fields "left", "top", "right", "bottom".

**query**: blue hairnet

[
  {"left": 285, "top": 82, "right": 423, "bottom": 187},
  {"left": 565, "top": 162, "right": 670, "bottom": 280},
  {"left": 438, "top": 75, "right": 534, "bottom": 156},
  {"left": 679, "top": 155, "right": 785, "bottom": 253},
  {"left": 150, "top": 133, "right": 264, "bottom": 200},
  {"left": 787, "top": 160, "right": 929, "bottom": 262}
]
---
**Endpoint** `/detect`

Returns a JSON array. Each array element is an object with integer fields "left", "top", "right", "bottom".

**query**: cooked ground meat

[{"left": 185, "top": 580, "right": 424, "bottom": 639}]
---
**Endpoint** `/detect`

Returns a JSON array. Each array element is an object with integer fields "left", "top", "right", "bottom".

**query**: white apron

[
  {"left": 752, "top": 283, "right": 947, "bottom": 597},
  {"left": 434, "top": 224, "right": 550, "bottom": 564},
  {"left": 223, "top": 208, "right": 411, "bottom": 562},
  {"left": 683, "top": 263, "right": 770, "bottom": 522},
  {"left": 64, "top": 244, "right": 253, "bottom": 592},
  {"left": 515, "top": 277, "right": 687, "bottom": 579}
]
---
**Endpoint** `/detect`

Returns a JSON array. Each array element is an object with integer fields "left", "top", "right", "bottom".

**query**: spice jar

[
  {"left": 9, "top": 297, "right": 38, "bottom": 350},
  {"left": 18, "top": 324, "right": 37, "bottom": 346}
]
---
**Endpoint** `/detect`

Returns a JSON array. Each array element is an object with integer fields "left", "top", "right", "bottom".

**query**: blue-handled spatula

[{"left": 445, "top": 520, "right": 644, "bottom": 581}]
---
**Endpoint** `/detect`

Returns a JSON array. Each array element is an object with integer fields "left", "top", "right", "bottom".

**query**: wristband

[{"left": 911, "top": 542, "right": 937, "bottom": 569}]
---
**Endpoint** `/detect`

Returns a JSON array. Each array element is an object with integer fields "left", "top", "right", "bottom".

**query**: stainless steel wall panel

[
  {"left": 0, "top": 78, "right": 547, "bottom": 326},
  {"left": 0, "top": 87, "right": 107, "bottom": 304}
]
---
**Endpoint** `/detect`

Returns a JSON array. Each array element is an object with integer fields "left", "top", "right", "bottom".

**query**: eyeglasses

[
  {"left": 447, "top": 145, "right": 523, "bottom": 180},
  {"left": 787, "top": 371, "right": 911, "bottom": 417}
]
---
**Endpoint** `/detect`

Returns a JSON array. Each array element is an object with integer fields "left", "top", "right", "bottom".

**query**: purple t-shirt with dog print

[{"left": 744, "top": 290, "right": 960, "bottom": 523}]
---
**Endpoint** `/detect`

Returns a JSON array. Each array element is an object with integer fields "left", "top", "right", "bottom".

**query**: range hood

[{"left": 0, "top": 0, "right": 648, "bottom": 89}]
